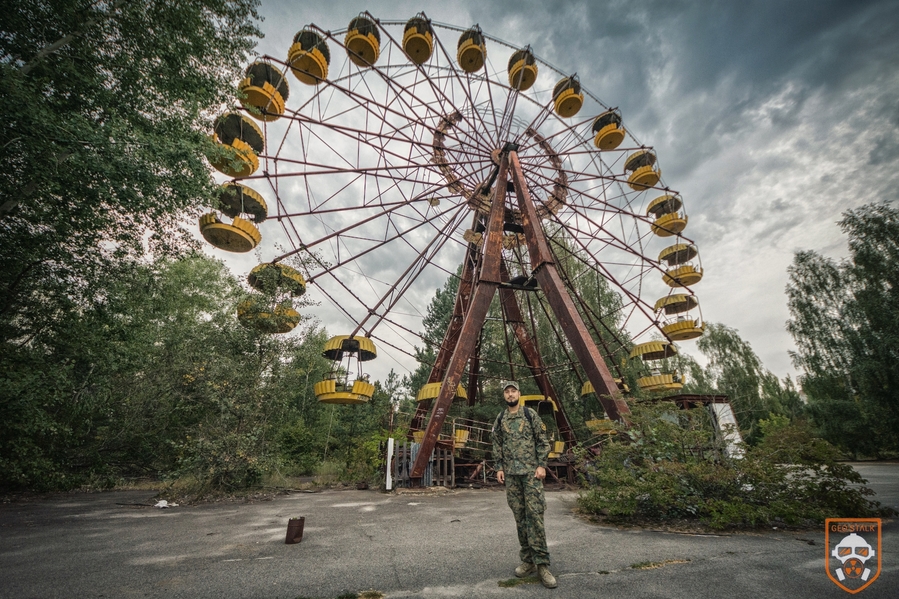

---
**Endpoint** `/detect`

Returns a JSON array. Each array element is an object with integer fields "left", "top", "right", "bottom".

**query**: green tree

[
  {"left": 693, "top": 322, "right": 802, "bottom": 441},
  {"left": 1, "top": 0, "right": 261, "bottom": 347},
  {"left": 0, "top": 253, "right": 328, "bottom": 492},
  {"left": 786, "top": 202, "right": 899, "bottom": 456}
]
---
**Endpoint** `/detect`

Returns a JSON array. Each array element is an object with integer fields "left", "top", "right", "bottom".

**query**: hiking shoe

[
  {"left": 515, "top": 562, "right": 536, "bottom": 578},
  {"left": 538, "top": 565, "right": 557, "bottom": 588}
]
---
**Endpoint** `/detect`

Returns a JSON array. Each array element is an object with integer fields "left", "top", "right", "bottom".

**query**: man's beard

[{"left": 505, "top": 399, "right": 519, "bottom": 407}]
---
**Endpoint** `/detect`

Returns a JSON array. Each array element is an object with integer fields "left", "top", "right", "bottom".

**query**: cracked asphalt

[{"left": 0, "top": 463, "right": 896, "bottom": 599}]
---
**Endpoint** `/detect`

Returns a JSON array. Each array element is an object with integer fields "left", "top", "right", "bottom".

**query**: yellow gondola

[
  {"left": 655, "top": 294, "right": 704, "bottom": 340},
  {"left": 247, "top": 262, "right": 306, "bottom": 297},
  {"left": 592, "top": 110, "right": 625, "bottom": 150},
  {"left": 199, "top": 213, "right": 260, "bottom": 253},
  {"left": 453, "top": 428, "right": 470, "bottom": 449},
  {"left": 288, "top": 28, "right": 330, "bottom": 84},
  {"left": 548, "top": 440, "right": 566, "bottom": 459},
  {"left": 553, "top": 76, "right": 583, "bottom": 117},
  {"left": 403, "top": 14, "right": 434, "bottom": 65},
  {"left": 580, "top": 379, "right": 630, "bottom": 395},
  {"left": 316, "top": 335, "right": 377, "bottom": 404},
  {"left": 457, "top": 26, "right": 486, "bottom": 73},
  {"left": 314, "top": 378, "right": 376, "bottom": 405},
  {"left": 415, "top": 382, "right": 468, "bottom": 402},
  {"left": 508, "top": 47, "right": 537, "bottom": 90},
  {"left": 207, "top": 113, "right": 264, "bottom": 177},
  {"left": 647, "top": 194, "right": 688, "bottom": 237},
  {"left": 663, "top": 317, "right": 705, "bottom": 341},
  {"left": 624, "top": 149, "right": 660, "bottom": 191},
  {"left": 345, "top": 15, "right": 380, "bottom": 66},
  {"left": 662, "top": 266, "right": 703, "bottom": 287},
  {"left": 658, "top": 243, "right": 703, "bottom": 287},
  {"left": 654, "top": 293, "right": 699, "bottom": 315},
  {"left": 216, "top": 183, "right": 267, "bottom": 223},
  {"left": 238, "top": 62, "right": 289, "bottom": 121},
  {"left": 658, "top": 243, "right": 698, "bottom": 265},
  {"left": 629, "top": 340, "right": 677, "bottom": 361},
  {"left": 636, "top": 371, "right": 684, "bottom": 392},
  {"left": 519, "top": 394, "right": 558, "bottom": 415},
  {"left": 237, "top": 297, "right": 300, "bottom": 334}
]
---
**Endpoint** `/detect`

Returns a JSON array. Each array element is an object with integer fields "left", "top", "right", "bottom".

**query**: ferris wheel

[{"left": 201, "top": 12, "right": 706, "bottom": 481}]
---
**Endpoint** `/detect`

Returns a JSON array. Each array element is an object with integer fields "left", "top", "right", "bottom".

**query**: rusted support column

[
  {"left": 508, "top": 151, "right": 631, "bottom": 423},
  {"left": 410, "top": 220, "right": 480, "bottom": 431},
  {"left": 411, "top": 155, "right": 509, "bottom": 480},
  {"left": 466, "top": 337, "right": 481, "bottom": 407},
  {"left": 498, "top": 262, "right": 577, "bottom": 445}
]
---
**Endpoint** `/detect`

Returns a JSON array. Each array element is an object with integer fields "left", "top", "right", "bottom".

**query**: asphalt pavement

[{"left": 1, "top": 463, "right": 896, "bottom": 599}]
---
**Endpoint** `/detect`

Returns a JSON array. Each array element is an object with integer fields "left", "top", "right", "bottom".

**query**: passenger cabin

[
  {"left": 246, "top": 262, "right": 306, "bottom": 297},
  {"left": 659, "top": 242, "right": 703, "bottom": 287},
  {"left": 239, "top": 62, "right": 289, "bottom": 121},
  {"left": 199, "top": 212, "right": 260, "bottom": 253},
  {"left": 628, "top": 339, "right": 684, "bottom": 392},
  {"left": 216, "top": 183, "right": 268, "bottom": 224},
  {"left": 508, "top": 47, "right": 537, "bottom": 90},
  {"left": 624, "top": 149, "right": 660, "bottom": 191},
  {"left": 403, "top": 15, "right": 434, "bottom": 64},
  {"left": 345, "top": 15, "right": 381, "bottom": 66},
  {"left": 553, "top": 76, "right": 584, "bottom": 117},
  {"left": 592, "top": 110, "right": 625, "bottom": 150},
  {"left": 288, "top": 28, "right": 330, "bottom": 84},
  {"left": 415, "top": 382, "right": 468, "bottom": 403},
  {"left": 457, "top": 26, "right": 487, "bottom": 72},
  {"left": 315, "top": 336, "right": 377, "bottom": 404},
  {"left": 208, "top": 112, "right": 264, "bottom": 177},
  {"left": 654, "top": 294, "right": 704, "bottom": 341},
  {"left": 647, "top": 194, "right": 688, "bottom": 237},
  {"left": 236, "top": 297, "right": 300, "bottom": 334}
]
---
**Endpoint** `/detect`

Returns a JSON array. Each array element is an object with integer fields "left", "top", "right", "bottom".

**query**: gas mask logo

[{"left": 826, "top": 519, "right": 881, "bottom": 594}]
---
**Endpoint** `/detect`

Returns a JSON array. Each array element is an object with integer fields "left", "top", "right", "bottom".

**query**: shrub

[{"left": 577, "top": 403, "right": 888, "bottom": 529}]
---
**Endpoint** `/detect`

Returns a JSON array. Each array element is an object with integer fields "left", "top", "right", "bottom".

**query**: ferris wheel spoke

[
  {"left": 426, "top": 33, "right": 501, "bottom": 149},
  {"left": 353, "top": 204, "right": 470, "bottom": 336},
  {"left": 548, "top": 232, "right": 660, "bottom": 337},
  {"left": 275, "top": 193, "right": 462, "bottom": 270}
]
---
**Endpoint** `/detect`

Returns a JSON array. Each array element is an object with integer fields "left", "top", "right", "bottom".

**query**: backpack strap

[{"left": 496, "top": 406, "right": 535, "bottom": 430}]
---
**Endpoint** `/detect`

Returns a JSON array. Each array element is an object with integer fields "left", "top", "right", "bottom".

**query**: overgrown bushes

[{"left": 577, "top": 403, "right": 888, "bottom": 529}]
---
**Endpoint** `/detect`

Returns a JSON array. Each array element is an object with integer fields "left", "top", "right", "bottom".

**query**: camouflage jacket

[{"left": 491, "top": 407, "right": 550, "bottom": 475}]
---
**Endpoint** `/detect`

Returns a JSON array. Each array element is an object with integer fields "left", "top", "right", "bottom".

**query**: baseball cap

[{"left": 501, "top": 380, "right": 520, "bottom": 390}]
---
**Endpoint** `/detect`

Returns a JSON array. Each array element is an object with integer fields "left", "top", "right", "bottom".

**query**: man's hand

[
  {"left": 535, "top": 466, "right": 546, "bottom": 480},
  {"left": 497, "top": 470, "right": 505, "bottom": 484}
]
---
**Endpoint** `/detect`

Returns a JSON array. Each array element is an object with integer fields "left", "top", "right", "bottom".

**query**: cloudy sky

[{"left": 210, "top": 0, "right": 899, "bottom": 383}]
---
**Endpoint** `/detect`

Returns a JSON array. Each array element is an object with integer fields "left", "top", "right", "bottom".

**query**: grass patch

[
  {"left": 498, "top": 576, "right": 540, "bottom": 587},
  {"left": 630, "top": 559, "right": 691, "bottom": 570}
]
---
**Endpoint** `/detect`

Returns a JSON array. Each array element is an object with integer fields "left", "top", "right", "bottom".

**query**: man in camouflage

[{"left": 492, "top": 380, "right": 557, "bottom": 588}]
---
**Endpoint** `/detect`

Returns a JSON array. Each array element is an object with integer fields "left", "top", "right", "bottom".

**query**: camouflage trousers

[{"left": 505, "top": 474, "right": 549, "bottom": 565}]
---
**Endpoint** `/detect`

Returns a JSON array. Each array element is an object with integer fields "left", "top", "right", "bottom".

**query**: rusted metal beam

[
  {"left": 498, "top": 261, "right": 577, "bottom": 446},
  {"left": 508, "top": 151, "right": 631, "bottom": 423},
  {"left": 410, "top": 154, "right": 509, "bottom": 480},
  {"left": 467, "top": 337, "right": 481, "bottom": 407},
  {"left": 410, "top": 214, "right": 481, "bottom": 431}
]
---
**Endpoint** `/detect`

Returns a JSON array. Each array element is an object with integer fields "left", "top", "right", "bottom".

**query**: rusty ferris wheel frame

[{"left": 233, "top": 14, "right": 698, "bottom": 484}]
